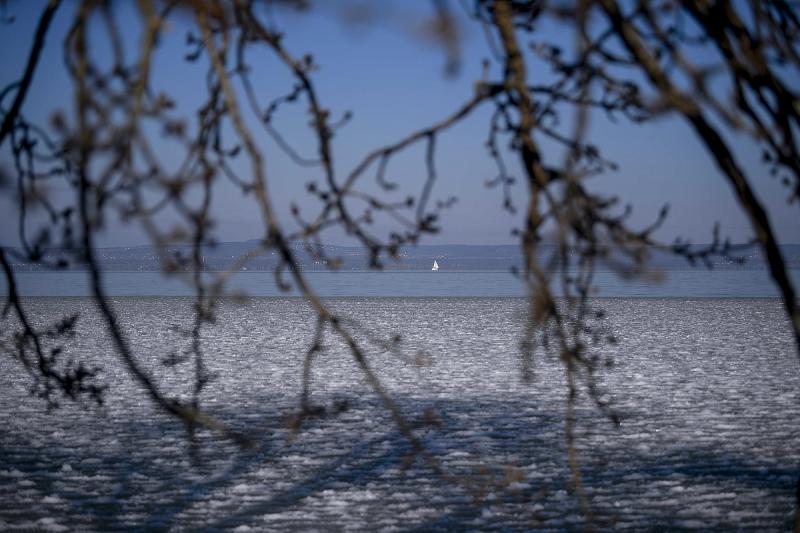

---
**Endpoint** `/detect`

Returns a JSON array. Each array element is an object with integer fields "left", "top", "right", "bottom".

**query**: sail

[{"left": 432, "top": 260, "right": 439, "bottom": 271}]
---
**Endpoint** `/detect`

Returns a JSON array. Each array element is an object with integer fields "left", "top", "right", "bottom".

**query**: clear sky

[{"left": 1, "top": 0, "right": 797, "bottom": 247}]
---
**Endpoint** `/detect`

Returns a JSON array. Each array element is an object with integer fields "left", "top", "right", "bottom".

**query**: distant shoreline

[{"left": 7, "top": 266, "right": 791, "bottom": 273}]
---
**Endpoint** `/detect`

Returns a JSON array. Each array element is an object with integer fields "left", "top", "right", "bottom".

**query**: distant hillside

[{"left": 6, "top": 241, "right": 800, "bottom": 272}]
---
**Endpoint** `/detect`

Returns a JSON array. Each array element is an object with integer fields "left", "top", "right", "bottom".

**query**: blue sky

[{"left": 1, "top": 0, "right": 797, "bottom": 247}]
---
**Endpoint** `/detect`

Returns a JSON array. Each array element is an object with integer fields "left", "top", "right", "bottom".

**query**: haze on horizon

[{"left": 1, "top": 0, "right": 798, "bottom": 249}]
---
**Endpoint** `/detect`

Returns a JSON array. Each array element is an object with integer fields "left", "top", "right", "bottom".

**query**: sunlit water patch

[{"left": 0, "top": 298, "right": 798, "bottom": 531}]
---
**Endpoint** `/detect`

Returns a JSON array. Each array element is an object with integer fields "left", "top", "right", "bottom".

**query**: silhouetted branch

[{"left": 0, "top": 0, "right": 60, "bottom": 147}]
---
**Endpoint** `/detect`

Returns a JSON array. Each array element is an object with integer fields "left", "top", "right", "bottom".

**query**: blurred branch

[{"left": 0, "top": 0, "right": 61, "bottom": 147}]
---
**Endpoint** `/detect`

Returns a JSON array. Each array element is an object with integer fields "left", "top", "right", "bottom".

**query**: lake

[
  {"left": 0, "top": 296, "right": 798, "bottom": 530},
  {"left": 4, "top": 269, "right": 800, "bottom": 297}
]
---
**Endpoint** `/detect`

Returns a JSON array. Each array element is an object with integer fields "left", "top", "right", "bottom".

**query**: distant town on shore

[{"left": 7, "top": 240, "right": 800, "bottom": 272}]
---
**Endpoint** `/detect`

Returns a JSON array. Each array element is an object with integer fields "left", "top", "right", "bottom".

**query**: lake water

[
  {"left": 4, "top": 269, "right": 800, "bottom": 297},
  {"left": 0, "top": 297, "right": 798, "bottom": 530}
]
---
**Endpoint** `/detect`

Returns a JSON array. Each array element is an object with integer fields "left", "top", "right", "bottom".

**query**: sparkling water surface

[{"left": 1, "top": 297, "right": 798, "bottom": 531}]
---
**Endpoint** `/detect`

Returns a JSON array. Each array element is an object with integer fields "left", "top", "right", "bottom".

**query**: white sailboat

[{"left": 431, "top": 260, "right": 439, "bottom": 271}]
